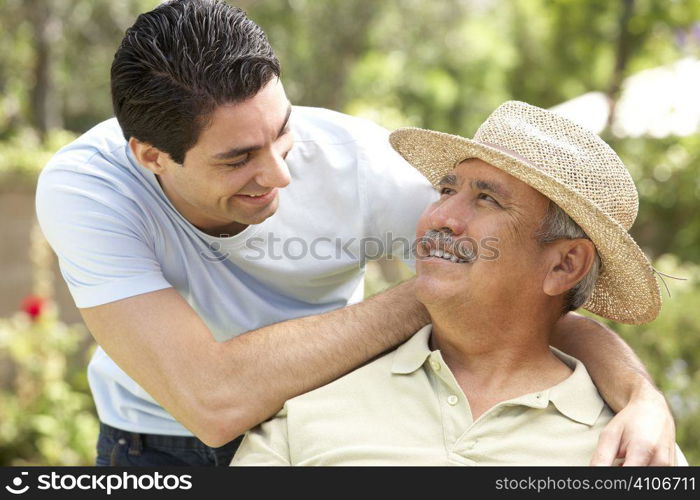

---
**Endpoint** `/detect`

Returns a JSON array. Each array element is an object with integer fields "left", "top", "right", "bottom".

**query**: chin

[
  {"left": 253, "top": 199, "right": 280, "bottom": 222},
  {"left": 415, "top": 274, "right": 447, "bottom": 306},
  {"left": 233, "top": 198, "right": 280, "bottom": 225},
  {"left": 237, "top": 211, "right": 275, "bottom": 227},
  {"left": 416, "top": 268, "right": 471, "bottom": 307}
]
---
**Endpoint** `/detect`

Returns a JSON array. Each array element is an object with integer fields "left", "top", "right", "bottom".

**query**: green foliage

[
  {"left": 0, "top": 307, "right": 98, "bottom": 466},
  {"left": 0, "top": 0, "right": 160, "bottom": 134},
  {"left": 250, "top": 0, "right": 700, "bottom": 135},
  {"left": 0, "top": 128, "right": 76, "bottom": 186},
  {"left": 612, "top": 134, "right": 700, "bottom": 263},
  {"left": 586, "top": 255, "right": 700, "bottom": 466}
]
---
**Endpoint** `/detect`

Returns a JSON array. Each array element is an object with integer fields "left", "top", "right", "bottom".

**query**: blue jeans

[{"left": 95, "top": 423, "right": 242, "bottom": 466}]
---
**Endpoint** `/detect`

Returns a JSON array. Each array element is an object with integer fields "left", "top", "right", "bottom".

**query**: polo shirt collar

[
  {"left": 391, "top": 325, "right": 605, "bottom": 427},
  {"left": 391, "top": 324, "right": 433, "bottom": 374},
  {"left": 543, "top": 348, "right": 606, "bottom": 426},
  {"left": 500, "top": 348, "right": 606, "bottom": 426}
]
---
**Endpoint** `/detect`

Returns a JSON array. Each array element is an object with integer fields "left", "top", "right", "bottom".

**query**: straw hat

[{"left": 389, "top": 100, "right": 660, "bottom": 324}]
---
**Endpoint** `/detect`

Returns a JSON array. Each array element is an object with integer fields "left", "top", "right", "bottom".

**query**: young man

[
  {"left": 232, "top": 101, "right": 686, "bottom": 466},
  {"left": 36, "top": 0, "right": 675, "bottom": 466}
]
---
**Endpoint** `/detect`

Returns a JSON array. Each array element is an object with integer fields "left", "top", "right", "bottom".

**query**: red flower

[{"left": 20, "top": 295, "right": 45, "bottom": 321}]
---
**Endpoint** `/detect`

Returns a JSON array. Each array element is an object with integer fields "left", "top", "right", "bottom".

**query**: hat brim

[{"left": 390, "top": 127, "right": 661, "bottom": 325}]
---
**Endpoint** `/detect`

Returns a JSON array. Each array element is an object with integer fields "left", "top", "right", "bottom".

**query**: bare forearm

[
  {"left": 550, "top": 312, "right": 656, "bottom": 412},
  {"left": 208, "top": 278, "right": 429, "bottom": 442},
  {"left": 82, "top": 279, "right": 428, "bottom": 446}
]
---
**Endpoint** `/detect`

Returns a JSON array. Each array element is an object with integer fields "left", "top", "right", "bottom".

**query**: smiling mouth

[
  {"left": 427, "top": 247, "right": 471, "bottom": 263},
  {"left": 234, "top": 189, "right": 276, "bottom": 204},
  {"left": 240, "top": 192, "right": 270, "bottom": 198},
  {"left": 421, "top": 229, "right": 476, "bottom": 264}
]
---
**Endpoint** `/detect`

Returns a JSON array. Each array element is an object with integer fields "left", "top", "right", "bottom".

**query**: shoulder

[
  {"left": 39, "top": 118, "right": 134, "bottom": 187},
  {"left": 43, "top": 118, "right": 128, "bottom": 171},
  {"left": 286, "top": 346, "right": 399, "bottom": 410},
  {"left": 290, "top": 106, "right": 390, "bottom": 148},
  {"left": 284, "top": 325, "right": 432, "bottom": 411},
  {"left": 281, "top": 326, "right": 433, "bottom": 425},
  {"left": 37, "top": 118, "right": 147, "bottom": 214}
]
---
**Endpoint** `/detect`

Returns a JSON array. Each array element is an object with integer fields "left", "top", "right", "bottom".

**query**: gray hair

[{"left": 535, "top": 201, "right": 602, "bottom": 313}]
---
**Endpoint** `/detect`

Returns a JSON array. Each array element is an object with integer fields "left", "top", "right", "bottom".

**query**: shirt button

[
  {"left": 430, "top": 360, "right": 441, "bottom": 371},
  {"left": 447, "top": 395, "right": 459, "bottom": 406}
]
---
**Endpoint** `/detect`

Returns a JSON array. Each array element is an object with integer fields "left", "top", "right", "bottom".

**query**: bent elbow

[
  {"left": 191, "top": 408, "right": 250, "bottom": 448},
  {"left": 185, "top": 386, "right": 277, "bottom": 447},
  {"left": 197, "top": 430, "right": 239, "bottom": 449}
]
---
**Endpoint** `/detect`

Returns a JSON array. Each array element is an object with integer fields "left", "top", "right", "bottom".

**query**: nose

[
  {"left": 256, "top": 150, "right": 291, "bottom": 189},
  {"left": 427, "top": 196, "right": 467, "bottom": 236}
]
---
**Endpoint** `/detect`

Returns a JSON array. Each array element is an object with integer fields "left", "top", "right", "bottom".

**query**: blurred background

[{"left": 0, "top": 0, "right": 698, "bottom": 465}]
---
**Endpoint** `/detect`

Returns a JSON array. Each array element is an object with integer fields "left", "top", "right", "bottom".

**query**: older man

[{"left": 231, "top": 101, "right": 687, "bottom": 466}]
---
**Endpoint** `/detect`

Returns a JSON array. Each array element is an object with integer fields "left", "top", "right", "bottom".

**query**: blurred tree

[
  {"left": 26, "top": 0, "right": 65, "bottom": 137},
  {"left": 616, "top": 134, "right": 700, "bottom": 263},
  {"left": 241, "top": 0, "right": 381, "bottom": 111},
  {"left": 0, "top": 0, "right": 159, "bottom": 137}
]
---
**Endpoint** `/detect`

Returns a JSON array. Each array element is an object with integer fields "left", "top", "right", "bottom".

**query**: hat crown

[{"left": 474, "top": 101, "right": 638, "bottom": 230}]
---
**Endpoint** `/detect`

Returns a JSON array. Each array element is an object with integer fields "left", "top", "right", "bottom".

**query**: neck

[
  {"left": 198, "top": 220, "right": 248, "bottom": 237},
  {"left": 428, "top": 295, "right": 557, "bottom": 354},
  {"left": 427, "top": 299, "right": 571, "bottom": 419},
  {"left": 429, "top": 309, "right": 555, "bottom": 378}
]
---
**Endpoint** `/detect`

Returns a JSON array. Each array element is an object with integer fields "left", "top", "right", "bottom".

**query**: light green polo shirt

[{"left": 232, "top": 325, "right": 687, "bottom": 466}]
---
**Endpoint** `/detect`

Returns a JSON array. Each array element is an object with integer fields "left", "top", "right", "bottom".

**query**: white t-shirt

[{"left": 36, "top": 106, "right": 437, "bottom": 436}]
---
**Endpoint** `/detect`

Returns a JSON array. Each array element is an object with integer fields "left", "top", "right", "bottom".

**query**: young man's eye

[{"left": 226, "top": 156, "right": 250, "bottom": 168}]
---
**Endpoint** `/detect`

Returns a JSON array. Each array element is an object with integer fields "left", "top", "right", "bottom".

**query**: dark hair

[{"left": 111, "top": 0, "right": 280, "bottom": 164}]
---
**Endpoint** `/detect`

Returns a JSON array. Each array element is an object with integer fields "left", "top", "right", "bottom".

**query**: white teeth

[{"left": 427, "top": 246, "right": 469, "bottom": 263}]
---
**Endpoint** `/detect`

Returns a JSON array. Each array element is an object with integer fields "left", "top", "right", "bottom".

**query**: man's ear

[
  {"left": 129, "top": 137, "right": 175, "bottom": 175},
  {"left": 542, "top": 239, "right": 596, "bottom": 297}
]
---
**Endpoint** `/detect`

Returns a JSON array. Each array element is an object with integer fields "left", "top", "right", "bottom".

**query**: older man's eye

[
  {"left": 478, "top": 192, "right": 499, "bottom": 205},
  {"left": 439, "top": 187, "right": 454, "bottom": 196}
]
